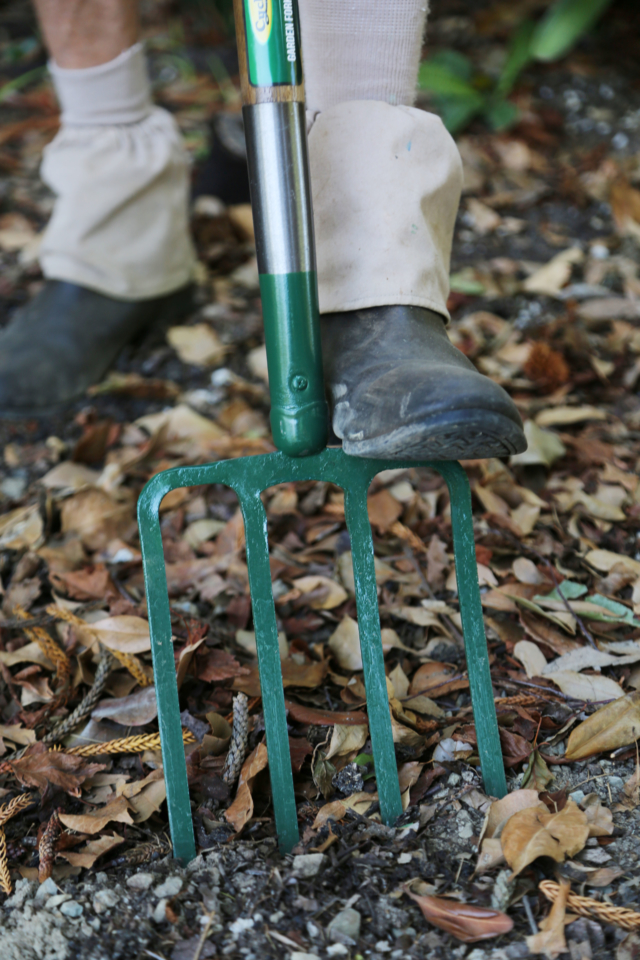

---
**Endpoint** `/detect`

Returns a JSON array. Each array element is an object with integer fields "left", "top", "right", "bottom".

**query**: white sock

[
  {"left": 40, "top": 44, "right": 195, "bottom": 299},
  {"left": 298, "top": 0, "right": 429, "bottom": 114},
  {"left": 48, "top": 42, "right": 152, "bottom": 126}
]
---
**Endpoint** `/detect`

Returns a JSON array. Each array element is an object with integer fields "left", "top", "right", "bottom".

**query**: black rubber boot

[
  {"left": 321, "top": 305, "right": 527, "bottom": 460},
  {"left": 0, "top": 280, "right": 194, "bottom": 418}
]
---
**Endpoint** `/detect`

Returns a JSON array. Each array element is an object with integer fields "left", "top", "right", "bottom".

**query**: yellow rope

[
  {"left": 0, "top": 828, "right": 11, "bottom": 895},
  {"left": 53, "top": 729, "right": 196, "bottom": 757},
  {"left": 46, "top": 605, "right": 153, "bottom": 687},
  {"left": 0, "top": 793, "right": 33, "bottom": 826},
  {"left": 540, "top": 880, "right": 640, "bottom": 932}
]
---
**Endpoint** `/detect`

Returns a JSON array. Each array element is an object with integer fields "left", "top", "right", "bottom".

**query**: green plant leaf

[
  {"left": 483, "top": 98, "right": 520, "bottom": 131},
  {"left": 496, "top": 20, "right": 536, "bottom": 97},
  {"left": 586, "top": 595, "right": 640, "bottom": 629},
  {"left": 439, "top": 97, "right": 484, "bottom": 134},
  {"left": 418, "top": 61, "right": 484, "bottom": 101},
  {"left": 428, "top": 49, "right": 475, "bottom": 81},
  {"left": 535, "top": 580, "right": 588, "bottom": 603},
  {"left": 530, "top": 0, "right": 613, "bottom": 62}
]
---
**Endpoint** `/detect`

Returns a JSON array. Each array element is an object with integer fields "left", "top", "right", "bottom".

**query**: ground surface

[{"left": 1, "top": 2, "right": 640, "bottom": 959}]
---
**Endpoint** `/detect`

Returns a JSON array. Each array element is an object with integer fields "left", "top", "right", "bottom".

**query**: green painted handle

[{"left": 237, "top": 0, "right": 329, "bottom": 457}]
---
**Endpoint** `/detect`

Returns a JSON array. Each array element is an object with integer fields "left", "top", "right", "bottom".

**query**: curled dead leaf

[
  {"left": 224, "top": 741, "right": 268, "bottom": 832},
  {"left": 565, "top": 691, "right": 640, "bottom": 761},
  {"left": 10, "top": 743, "right": 105, "bottom": 797},
  {"left": 500, "top": 800, "right": 589, "bottom": 876},
  {"left": 404, "top": 888, "right": 514, "bottom": 943}
]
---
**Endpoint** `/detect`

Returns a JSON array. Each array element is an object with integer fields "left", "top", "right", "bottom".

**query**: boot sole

[{"left": 342, "top": 409, "right": 527, "bottom": 461}]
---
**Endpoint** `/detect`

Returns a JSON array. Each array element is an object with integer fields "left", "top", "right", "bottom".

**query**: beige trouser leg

[
  {"left": 298, "top": 0, "right": 462, "bottom": 320},
  {"left": 39, "top": 43, "right": 196, "bottom": 299}
]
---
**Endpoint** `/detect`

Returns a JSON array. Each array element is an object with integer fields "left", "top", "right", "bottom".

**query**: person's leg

[
  {"left": 34, "top": 0, "right": 138, "bottom": 68},
  {"left": 298, "top": 0, "right": 526, "bottom": 460},
  {"left": 0, "top": 0, "right": 195, "bottom": 416}
]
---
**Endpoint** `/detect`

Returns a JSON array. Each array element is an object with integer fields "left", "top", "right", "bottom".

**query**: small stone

[
  {"left": 127, "top": 872, "right": 155, "bottom": 891},
  {"left": 94, "top": 889, "right": 119, "bottom": 908},
  {"left": 269, "top": 910, "right": 284, "bottom": 923},
  {"left": 458, "top": 818, "right": 474, "bottom": 840},
  {"left": 229, "top": 917, "right": 254, "bottom": 937},
  {"left": 375, "top": 941, "right": 392, "bottom": 952},
  {"left": 45, "top": 894, "right": 71, "bottom": 910},
  {"left": 35, "top": 877, "right": 58, "bottom": 901},
  {"left": 153, "top": 898, "right": 168, "bottom": 923},
  {"left": 292, "top": 854, "right": 326, "bottom": 879},
  {"left": 570, "top": 790, "right": 586, "bottom": 805},
  {"left": 608, "top": 777, "right": 624, "bottom": 792},
  {"left": 327, "top": 908, "right": 362, "bottom": 945},
  {"left": 154, "top": 876, "right": 183, "bottom": 898},
  {"left": 326, "top": 947, "right": 348, "bottom": 958},
  {"left": 290, "top": 954, "right": 320, "bottom": 960},
  {"left": 60, "top": 900, "right": 83, "bottom": 918},
  {"left": 397, "top": 852, "right": 412, "bottom": 864},
  {"left": 306, "top": 921, "right": 321, "bottom": 939},
  {"left": 448, "top": 773, "right": 462, "bottom": 787}
]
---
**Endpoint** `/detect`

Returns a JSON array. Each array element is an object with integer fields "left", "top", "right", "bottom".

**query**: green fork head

[{"left": 138, "top": 448, "right": 506, "bottom": 862}]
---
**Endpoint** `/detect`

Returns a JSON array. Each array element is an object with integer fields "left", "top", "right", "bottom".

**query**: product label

[{"left": 244, "top": 0, "right": 302, "bottom": 86}]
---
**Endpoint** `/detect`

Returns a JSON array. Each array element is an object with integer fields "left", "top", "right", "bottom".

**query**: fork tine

[
  {"left": 242, "top": 492, "right": 299, "bottom": 852},
  {"left": 344, "top": 481, "right": 404, "bottom": 827}
]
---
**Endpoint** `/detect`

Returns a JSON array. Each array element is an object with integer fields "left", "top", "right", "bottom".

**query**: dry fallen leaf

[
  {"left": 523, "top": 247, "right": 583, "bottom": 296},
  {"left": 500, "top": 800, "right": 589, "bottom": 876},
  {"left": 548, "top": 670, "right": 624, "bottom": 702},
  {"left": 166, "top": 324, "right": 227, "bottom": 367},
  {"left": 58, "top": 832, "right": 125, "bottom": 868},
  {"left": 224, "top": 742, "right": 269, "bottom": 832},
  {"left": 92, "top": 686, "right": 157, "bottom": 726},
  {"left": 77, "top": 615, "right": 151, "bottom": 654},
  {"left": 325, "top": 724, "right": 368, "bottom": 760},
  {"left": 59, "top": 795, "right": 134, "bottom": 834},
  {"left": 404, "top": 889, "right": 513, "bottom": 943},
  {"left": 565, "top": 691, "right": 640, "bottom": 760},
  {"left": 10, "top": 743, "right": 105, "bottom": 797},
  {"left": 581, "top": 793, "right": 614, "bottom": 835},
  {"left": 526, "top": 878, "right": 570, "bottom": 959},
  {"left": 513, "top": 640, "right": 547, "bottom": 678},
  {"left": 484, "top": 789, "right": 541, "bottom": 840},
  {"left": 291, "top": 575, "right": 348, "bottom": 610}
]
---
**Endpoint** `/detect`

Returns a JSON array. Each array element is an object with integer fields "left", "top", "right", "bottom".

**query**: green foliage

[{"left": 418, "top": 0, "right": 613, "bottom": 134}]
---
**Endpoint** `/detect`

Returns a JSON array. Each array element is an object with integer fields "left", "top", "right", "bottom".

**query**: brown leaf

[
  {"left": 76, "top": 615, "right": 151, "bottom": 654},
  {"left": 581, "top": 793, "right": 614, "bottom": 835},
  {"left": 409, "top": 661, "right": 468, "bottom": 698},
  {"left": 565, "top": 691, "right": 640, "bottom": 761},
  {"left": 10, "top": 743, "right": 105, "bottom": 797},
  {"left": 526, "top": 879, "right": 569, "bottom": 959},
  {"left": 523, "top": 342, "right": 570, "bottom": 393},
  {"left": 367, "top": 489, "right": 402, "bottom": 533},
  {"left": 404, "top": 889, "right": 513, "bottom": 943},
  {"left": 197, "top": 648, "right": 251, "bottom": 683},
  {"left": 60, "top": 489, "right": 136, "bottom": 551},
  {"left": 484, "top": 789, "right": 541, "bottom": 839},
  {"left": 92, "top": 686, "right": 157, "bottom": 726},
  {"left": 59, "top": 795, "right": 134, "bottom": 834},
  {"left": 224, "top": 741, "right": 268, "bottom": 832},
  {"left": 615, "top": 764, "right": 640, "bottom": 812},
  {"left": 232, "top": 658, "right": 328, "bottom": 696},
  {"left": 283, "top": 701, "right": 368, "bottom": 726},
  {"left": 58, "top": 832, "right": 124, "bottom": 868},
  {"left": 501, "top": 800, "right": 589, "bottom": 876},
  {"left": 50, "top": 564, "right": 118, "bottom": 602}
]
